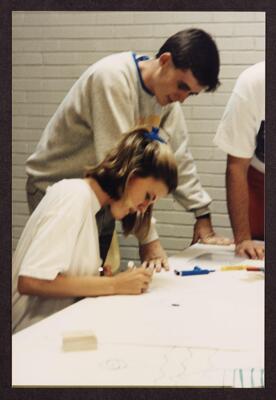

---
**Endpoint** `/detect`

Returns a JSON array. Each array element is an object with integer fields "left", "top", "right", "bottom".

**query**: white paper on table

[
  {"left": 12, "top": 243, "right": 264, "bottom": 386},
  {"left": 19, "top": 266, "right": 263, "bottom": 351}
]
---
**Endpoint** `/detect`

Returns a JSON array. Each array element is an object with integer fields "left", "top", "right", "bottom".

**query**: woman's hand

[
  {"left": 139, "top": 239, "right": 169, "bottom": 272},
  {"left": 112, "top": 266, "right": 153, "bottom": 295}
]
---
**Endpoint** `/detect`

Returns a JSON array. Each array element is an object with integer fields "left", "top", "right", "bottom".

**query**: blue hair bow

[{"left": 145, "top": 127, "right": 166, "bottom": 143}]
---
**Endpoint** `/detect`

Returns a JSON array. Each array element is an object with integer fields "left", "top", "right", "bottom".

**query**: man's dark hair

[{"left": 156, "top": 28, "right": 220, "bottom": 92}]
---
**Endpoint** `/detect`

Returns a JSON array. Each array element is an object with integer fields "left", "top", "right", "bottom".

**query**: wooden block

[{"left": 62, "top": 330, "right": 97, "bottom": 352}]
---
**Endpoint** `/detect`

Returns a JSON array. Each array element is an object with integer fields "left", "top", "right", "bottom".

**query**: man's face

[{"left": 153, "top": 53, "right": 206, "bottom": 106}]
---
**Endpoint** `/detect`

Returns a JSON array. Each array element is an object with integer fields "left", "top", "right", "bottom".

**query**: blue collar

[{"left": 132, "top": 52, "right": 154, "bottom": 96}]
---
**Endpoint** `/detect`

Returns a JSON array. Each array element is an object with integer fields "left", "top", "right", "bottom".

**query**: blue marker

[{"left": 174, "top": 266, "right": 215, "bottom": 276}]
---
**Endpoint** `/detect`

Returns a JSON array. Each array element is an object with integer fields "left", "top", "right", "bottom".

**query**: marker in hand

[
  {"left": 128, "top": 260, "right": 155, "bottom": 272},
  {"left": 127, "top": 260, "right": 136, "bottom": 269}
]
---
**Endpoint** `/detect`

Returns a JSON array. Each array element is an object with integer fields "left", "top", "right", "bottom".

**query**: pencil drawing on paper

[{"left": 99, "top": 358, "right": 128, "bottom": 371}]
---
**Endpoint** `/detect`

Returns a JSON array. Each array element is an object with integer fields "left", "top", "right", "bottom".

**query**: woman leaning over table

[{"left": 12, "top": 127, "right": 178, "bottom": 333}]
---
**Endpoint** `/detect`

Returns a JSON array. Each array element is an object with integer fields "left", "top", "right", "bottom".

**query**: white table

[{"left": 12, "top": 244, "right": 264, "bottom": 387}]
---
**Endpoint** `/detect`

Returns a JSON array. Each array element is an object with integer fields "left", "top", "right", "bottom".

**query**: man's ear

[{"left": 158, "top": 52, "right": 172, "bottom": 66}]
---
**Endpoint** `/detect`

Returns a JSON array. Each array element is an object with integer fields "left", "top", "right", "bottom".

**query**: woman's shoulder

[
  {"left": 47, "top": 179, "right": 100, "bottom": 214},
  {"left": 48, "top": 178, "right": 87, "bottom": 195}
]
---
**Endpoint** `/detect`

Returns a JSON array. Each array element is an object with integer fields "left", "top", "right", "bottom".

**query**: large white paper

[{"left": 13, "top": 244, "right": 264, "bottom": 386}]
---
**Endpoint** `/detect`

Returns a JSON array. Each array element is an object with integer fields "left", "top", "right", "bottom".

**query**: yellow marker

[{"left": 220, "top": 265, "right": 253, "bottom": 271}]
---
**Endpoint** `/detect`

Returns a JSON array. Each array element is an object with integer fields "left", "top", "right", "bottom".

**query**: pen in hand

[
  {"left": 127, "top": 260, "right": 136, "bottom": 269},
  {"left": 128, "top": 260, "right": 155, "bottom": 272}
]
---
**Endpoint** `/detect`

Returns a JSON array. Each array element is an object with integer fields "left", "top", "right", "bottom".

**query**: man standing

[
  {"left": 26, "top": 28, "right": 230, "bottom": 267},
  {"left": 214, "top": 61, "right": 265, "bottom": 259}
]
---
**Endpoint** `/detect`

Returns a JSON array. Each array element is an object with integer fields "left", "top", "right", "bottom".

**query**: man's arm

[
  {"left": 226, "top": 154, "right": 264, "bottom": 259},
  {"left": 160, "top": 103, "right": 231, "bottom": 245},
  {"left": 191, "top": 214, "right": 232, "bottom": 245}
]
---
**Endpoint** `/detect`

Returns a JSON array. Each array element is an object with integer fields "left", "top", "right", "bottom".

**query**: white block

[{"left": 62, "top": 330, "right": 97, "bottom": 352}]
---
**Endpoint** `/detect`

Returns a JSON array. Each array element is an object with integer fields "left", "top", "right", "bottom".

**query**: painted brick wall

[{"left": 12, "top": 11, "right": 265, "bottom": 266}]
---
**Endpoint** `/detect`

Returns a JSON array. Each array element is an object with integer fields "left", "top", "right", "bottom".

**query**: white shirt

[
  {"left": 12, "top": 179, "right": 102, "bottom": 333},
  {"left": 214, "top": 61, "right": 265, "bottom": 173}
]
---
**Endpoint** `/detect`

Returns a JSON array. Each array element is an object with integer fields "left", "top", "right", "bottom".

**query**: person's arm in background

[
  {"left": 213, "top": 65, "right": 265, "bottom": 259},
  {"left": 226, "top": 155, "right": 264, "bottom": 259},
  {"left": 159, "top": 103, "right": 232, "bottom": 246}
]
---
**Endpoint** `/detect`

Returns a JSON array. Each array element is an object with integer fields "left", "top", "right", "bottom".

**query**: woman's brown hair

[{"left": 85, "top": 127, "right": 178, "bottom": 240}]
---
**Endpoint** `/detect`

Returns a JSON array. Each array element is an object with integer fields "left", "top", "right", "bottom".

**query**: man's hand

[
  {"left": 139, "top": 239, "right": 169, "bottom": 272},
  {"left": 235, "top": 240, "right": 264, "bottom": 260},
  {"left": 192, "top": 216, "right": 233, "bottom": 245}
]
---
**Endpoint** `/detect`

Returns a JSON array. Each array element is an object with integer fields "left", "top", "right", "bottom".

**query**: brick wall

[{"left": 12, "top": 11, "right": 265, "bottom": 266}]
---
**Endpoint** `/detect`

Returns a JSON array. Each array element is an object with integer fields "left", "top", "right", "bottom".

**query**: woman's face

[{"left": 110, "top": 176, "right": 168, "bottom": 220}]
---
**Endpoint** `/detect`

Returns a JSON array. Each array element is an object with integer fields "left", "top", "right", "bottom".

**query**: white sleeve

[
  {"left": 136, "top": 217, "right": 159, "bottom": 245},
  {"left": 159, "top": 103, "right": 211, "bottom": 215},
  {"left": 19, "top": 212, "right": 82, "bottom": 281},
  {"left": 214, "top": 92, "right": 257, "bottom": 158}
]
